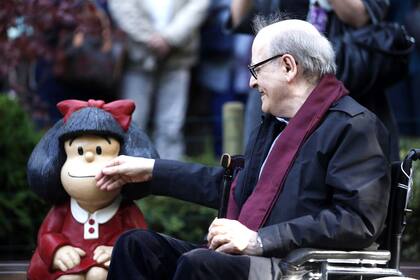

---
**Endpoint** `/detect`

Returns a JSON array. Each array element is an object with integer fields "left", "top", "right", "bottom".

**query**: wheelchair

[{"left": 218, "top": 149, "right": 420, "bottom": 280}]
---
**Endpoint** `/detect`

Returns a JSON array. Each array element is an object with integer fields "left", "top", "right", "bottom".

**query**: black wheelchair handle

[
  {"left": 218, "top": 153, "right": 233, "bottom": 219},
  {"left": 220, "top": 153, "right": 232, "bottom": 173},
  {"left": 406, "top": 149, "right": 420, "bottom": 161}
]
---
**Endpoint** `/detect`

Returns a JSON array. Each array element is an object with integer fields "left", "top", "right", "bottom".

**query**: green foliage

[
  {"left": 400, "top": 137, "right": 420, "bottom": 261},
  {"left": 0, "top": 94, "right": 48, "bottom": 259},
  {"left": 137, "top": 139, "right": 218, "bottom": 243},
  {"left": 138, "top": 197, "right": 216, "bottom": 243}
]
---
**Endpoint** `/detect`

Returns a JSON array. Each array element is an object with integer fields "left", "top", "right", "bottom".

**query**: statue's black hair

[{"left": 27, "top": 106, "right": 159, "bottom": 204}]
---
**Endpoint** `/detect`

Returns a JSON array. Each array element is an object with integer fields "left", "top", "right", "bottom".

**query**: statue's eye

[
  {"left": 96, "top": 146, "right": 102, "bottom": 155},
  {"left": 78, "top": 146, "right": 83, "bottom": 155}
]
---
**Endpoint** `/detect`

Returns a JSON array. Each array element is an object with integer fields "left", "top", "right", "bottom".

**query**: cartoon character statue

[{"left": 26, "top": 99, "right": 158, "bottom": 280}]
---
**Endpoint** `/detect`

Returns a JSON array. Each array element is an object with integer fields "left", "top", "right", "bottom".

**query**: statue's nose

[{"left": 85, "top": 151, "right": 95, "bottom": 162}]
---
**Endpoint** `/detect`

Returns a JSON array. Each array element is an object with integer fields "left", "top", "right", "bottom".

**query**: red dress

[{"left": 27, "top": 198, "right": 147, "bottom": 280}]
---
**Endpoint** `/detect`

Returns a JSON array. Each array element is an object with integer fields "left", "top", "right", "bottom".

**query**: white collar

[
  {"left": 71, "top": 196, "right": 122, "bottom": 224},
  {"left": 276, "top": 117, "right": 289, "bottom": 125}
]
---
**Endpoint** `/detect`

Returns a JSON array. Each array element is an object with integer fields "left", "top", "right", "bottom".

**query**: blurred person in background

[
  {"left": 191, "top": 0, "right": 251, "bottom": 157},
  {"left": 387, "top": 0, "right": 420, "bottom": 137},
  {"left": 108, "top": 0, "right": 210, "bottom": 160},
  {"left": 2, "top": 0, "right": 119, "bottom": 129}
]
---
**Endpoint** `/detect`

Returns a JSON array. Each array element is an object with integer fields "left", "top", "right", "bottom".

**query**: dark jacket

[{"left": 125, "top": 96, "right": 390, "bottom": 258}]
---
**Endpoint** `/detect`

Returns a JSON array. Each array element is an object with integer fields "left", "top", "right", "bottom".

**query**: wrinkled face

[
  {"left": 61, "top": 135, "right": 120, "bottom": 209},
  {"left": 249, "top": 33, "right": 291, "bottom": 117}
]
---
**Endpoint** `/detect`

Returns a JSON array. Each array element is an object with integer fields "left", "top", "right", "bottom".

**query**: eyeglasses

[{"left": 248, "top": 54, "right": 285, "bottom": 79}]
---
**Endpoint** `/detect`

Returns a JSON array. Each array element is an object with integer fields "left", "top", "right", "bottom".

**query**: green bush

[
  {"left": 0, "top": 94, "right": 48, "bottom": 259},
  {"left": 138, "top": 197, "right": 216, "bottom": 243},
  {"left": 137, "top": 150, "right": 218, "bottom": 243}
]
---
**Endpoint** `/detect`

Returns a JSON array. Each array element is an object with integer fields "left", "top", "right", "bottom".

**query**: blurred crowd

[{"left": 0, "top": 0, "right": 419, "bottom": 161}]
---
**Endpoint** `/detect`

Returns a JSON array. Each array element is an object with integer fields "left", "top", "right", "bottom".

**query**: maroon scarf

[{"left": 226, "top": 75, "right": 348, "bottom": 231}]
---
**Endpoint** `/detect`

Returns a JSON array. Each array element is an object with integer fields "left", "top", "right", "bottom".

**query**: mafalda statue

[{"left": 26, "top": 99, "right": 158, "bottom": 280}]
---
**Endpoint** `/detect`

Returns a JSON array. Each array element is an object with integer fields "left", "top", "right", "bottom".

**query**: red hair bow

[{"left": 57, "top": 99, "right": 136, "bottom": 131}]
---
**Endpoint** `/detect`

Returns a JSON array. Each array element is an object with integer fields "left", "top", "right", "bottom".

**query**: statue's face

[{"left": 61, "top": 135, "right": 120, "bottom": 210}]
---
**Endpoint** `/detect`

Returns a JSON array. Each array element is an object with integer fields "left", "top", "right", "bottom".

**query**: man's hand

[
  {"left": 53, "top": 245, "right": 86, "bottom": 272},
  {"left": 148, "top": 33, "right": 171, "bottom": 58},
  {"left": 96, "top": 155, "right": 155, "bottom": 191},
  {"left": 207, "top": 218, "right": 263, "bottom": 256},
  {"left": 93, "top": 245, "right": 113, "bottom": 268}
]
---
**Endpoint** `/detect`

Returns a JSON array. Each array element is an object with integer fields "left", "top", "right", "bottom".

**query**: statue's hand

[
  {"left": 93, "top": 245, "right": 113, "bottom": 267},
  {"left": 53, "top": 245, "right": 86, "bottom": 271}
]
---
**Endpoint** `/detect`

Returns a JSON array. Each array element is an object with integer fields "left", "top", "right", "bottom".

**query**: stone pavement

[{"left": 1, "top": 261, "right": 419, "bottom": 279}]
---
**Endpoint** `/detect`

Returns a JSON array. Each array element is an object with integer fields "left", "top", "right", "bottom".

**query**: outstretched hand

[
  {"left": 207, "top": 218, "right": 262, "bottom": 256},
  {"left": 96, "top": 155, "right": 155, "bottom": 191}
]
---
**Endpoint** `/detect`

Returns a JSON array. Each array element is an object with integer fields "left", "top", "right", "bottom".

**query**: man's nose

[
  {"left": 85, "top": 151, "right": 95, "bottom": 162},
  {"left": 249, "top": 75, "right": 257, "bottom": 89}
]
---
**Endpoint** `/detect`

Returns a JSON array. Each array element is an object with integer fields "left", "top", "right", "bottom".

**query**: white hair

[{"left": 253, "top": 15, "right": 337, "bottom": 83}]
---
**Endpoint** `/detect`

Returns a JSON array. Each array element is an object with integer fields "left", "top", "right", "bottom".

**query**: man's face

[
  {"left": 249, "top": 36, "right": 290, "bottom": 117},
  {"left": 61, "top": 135, "right": 120, "bottom": 209}
]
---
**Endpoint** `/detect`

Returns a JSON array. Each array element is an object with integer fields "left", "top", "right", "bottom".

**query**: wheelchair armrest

[{"left": 284, "top": 248, "right": 391, "bottom": 267}]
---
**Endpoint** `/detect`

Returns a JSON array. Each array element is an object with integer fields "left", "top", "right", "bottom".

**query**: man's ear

[{"left": 282, "top": 54, "right": 298, "bottom": 81}]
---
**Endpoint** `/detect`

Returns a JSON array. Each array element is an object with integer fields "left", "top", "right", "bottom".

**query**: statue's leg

[
  {"left": 57, "top": 274, "right": 85, "bottom": 280},
  {"left": 86, "top": 266, "right": 107, "bottom": 280}
]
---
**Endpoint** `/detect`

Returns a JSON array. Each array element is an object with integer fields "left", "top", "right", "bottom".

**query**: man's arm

[
  {"left": 328, "top": 0, "right": 370, "bottom": 27},
  {"left": 329, "top": 0, "right": 389, "bottom": 27},
  {"left": 147, "top": 159, "right": 224, "bottom": 208},
  {"left": 96, "top": 157, "right": 224, "bottom": 208},
  {"left": 258, "top": 113, "right": 391, "bottom": 257}
]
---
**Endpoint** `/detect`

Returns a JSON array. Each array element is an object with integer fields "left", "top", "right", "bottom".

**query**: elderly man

[{"left": 96, "top": 18, "right": 390, "bottom": 280}]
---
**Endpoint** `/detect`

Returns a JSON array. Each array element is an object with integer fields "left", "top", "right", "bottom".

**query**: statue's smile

[{"left": 68, "top": 172, "right": 95, "bottom": 178}]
